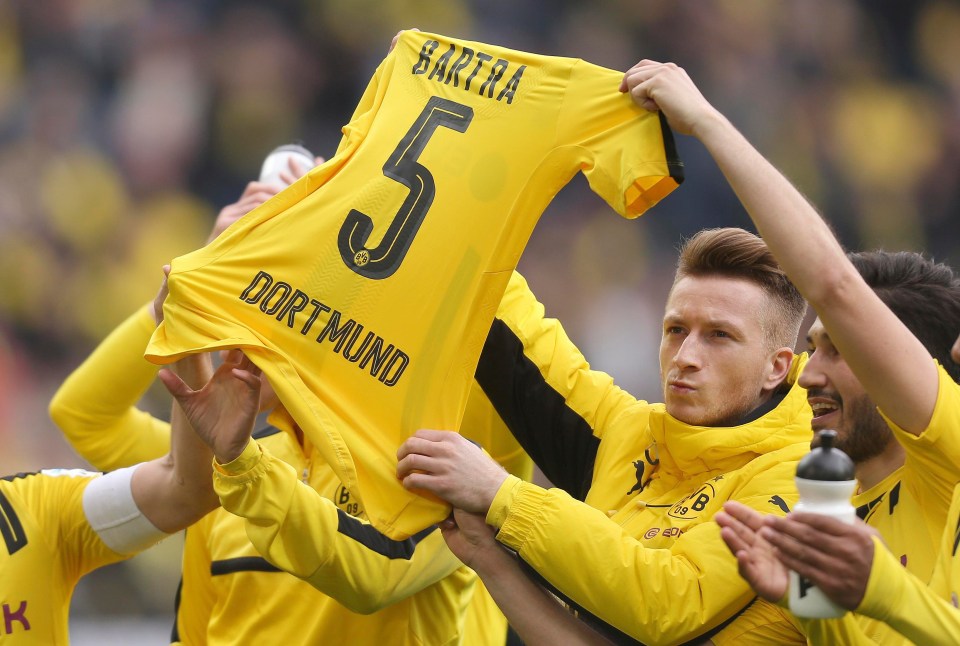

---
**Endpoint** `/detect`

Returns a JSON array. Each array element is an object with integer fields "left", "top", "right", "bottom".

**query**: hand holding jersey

[
  {"left": 397, "top": 429, "right": 508, "bottom": 514},
  {"left": 159, "top": 349, "right": 263, "bottom": 465},
  {"left": 620, "top": 60, "right": 718, "bottom": 137},
  {"left": 145, "top": 29, "right": 683, "bottom": 539}
]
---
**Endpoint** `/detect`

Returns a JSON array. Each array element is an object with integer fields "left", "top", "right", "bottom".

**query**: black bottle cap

[{"left": 796, "top": 429, "right": 855, "bottom": 481}]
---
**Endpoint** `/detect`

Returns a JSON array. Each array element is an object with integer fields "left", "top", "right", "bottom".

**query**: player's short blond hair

[{"left": 673, "top": 227, "right": 807, "bottom": 349}]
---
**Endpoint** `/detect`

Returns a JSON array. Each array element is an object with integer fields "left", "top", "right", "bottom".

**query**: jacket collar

[{"left": 650, "top": 354, "right": 812, "bottom": 476}]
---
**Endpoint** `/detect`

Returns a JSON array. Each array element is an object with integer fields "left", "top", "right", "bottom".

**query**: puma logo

[
  {"left": 627, "top": 459, "right": 646, "bottom": 495},
  {"left": 768, "top": 495, "right": 790, "bottom": 514}
]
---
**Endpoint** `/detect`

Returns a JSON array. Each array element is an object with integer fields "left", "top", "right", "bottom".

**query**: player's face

[
  {"left": 952, "top": 331, "right": 960, "bottom": 365},
  {"left": 659, "top": 275, "right": 782, "bottom": 426},
  {"left": 799, "top": 319, "right": 893, "bottom": 463}
]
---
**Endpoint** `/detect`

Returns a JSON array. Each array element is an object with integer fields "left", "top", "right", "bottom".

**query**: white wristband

[{"left": 82, "top": 465, "right": 168, "bottom": 554}]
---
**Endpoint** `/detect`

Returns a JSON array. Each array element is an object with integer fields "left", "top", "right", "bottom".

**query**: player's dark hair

[
  {"left": 849, "top": 250, "right": 960, "bottom": 381},
  {"left": 674, "top": 227, "right": 807, "bottom": 348}
]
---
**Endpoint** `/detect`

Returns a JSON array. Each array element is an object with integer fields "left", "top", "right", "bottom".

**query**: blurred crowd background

[{"left": 1, "top": 0, "right": 959, "bottom": 637}]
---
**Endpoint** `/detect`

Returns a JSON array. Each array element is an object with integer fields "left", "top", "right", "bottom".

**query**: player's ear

[{"left": 764, "top": 347, "right": 794, "bottom": 391}]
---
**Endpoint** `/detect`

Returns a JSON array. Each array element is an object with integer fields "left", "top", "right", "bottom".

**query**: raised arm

[
  {"left": 477, "top": 271, "right": 643, "bottom": 498},
  {"left": 622, "top": 61, "right": 938, "bottom": 434},
  {"left": 129, "top": 351, "right": 223, "bottom": 532},
  {"left": 49, "top": 302, "right": 170, "bottom": 470},
  {"left": 74, "top": 351, "right": 253, "bottom": 557}
]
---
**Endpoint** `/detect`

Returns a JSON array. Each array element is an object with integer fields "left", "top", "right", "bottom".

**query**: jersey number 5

[{"left": 338, "top": 96, "right": 474, "bottom": 279}]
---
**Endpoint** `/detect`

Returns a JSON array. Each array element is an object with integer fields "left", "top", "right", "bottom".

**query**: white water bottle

[
  {"left": 259, "top": 143, "right": 316, "bottom": 186},
  {"left": 788, "top": 429, "right": 857, "bottom": 618}
]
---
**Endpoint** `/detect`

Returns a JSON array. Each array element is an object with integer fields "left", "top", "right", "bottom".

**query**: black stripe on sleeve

[
  {"left": 0, "top": 490, "right": 28, "bottom": 555},
  {"left": 210, "top": 556, "right": 283, "bottom": 576},
  {"left": 658, "top": 111, "right": 685, "bottom": 184},
  {"left": 475, "top": 318, "right": 599, "bottom": 500},
  {"left": 207, "top": 514, "right": 435, "bottom": 579},
  {"left": 336, "top": 510, "right": 436, "bottom": 559}
]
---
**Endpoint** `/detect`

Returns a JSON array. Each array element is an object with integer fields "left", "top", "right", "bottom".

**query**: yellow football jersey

[
  {"left": 797, "top": 503, "right": 960, "bottom": 646},
  {"left": 0, "top": 470, "right": 125, "bottom": 645},
  {"left": 714, "top": 364, "right": 960, "bottom": 645},
  {"left": 146, "top": 30, "right": 683, "bottom": 538},
  {"left": 855, "top": 365, "right": 960, "bottom": 580},
  {"left": 931, "top": 484, "right": 960, "bottom": 620},
  {"left": 810, "top": 499, "right": 960, "bottom": 646}
]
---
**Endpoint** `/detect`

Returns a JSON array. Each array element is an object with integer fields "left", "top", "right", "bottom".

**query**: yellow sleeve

[
  {"left": 851, "top": 530, "right": 960, "bottom": 643},
  {"left": 734, "top": 534, "right": 954, "bottom": 646},
  {"left": 794, "top": 532, "right": 959, "bottom": 645},
  {"left": 929, "top": 484, "right": 960, "bottom": 599},
  {"left": 49, "top": 305, "right": 170, "bottom": 471},
  {"left": 487, "top": 475, "right": 523, "bottom": 530},
  {"left": 488, "top": 272, "right": 640, "bottom": 438},
  {"left": 478, "top": 272, "right": 645, "bottom": 498},
  {"left": 559, "top": 60, "right": 683, "bottom": 217},
  {"left": 490, "top": 456, "right": 800, "bottom": 644},
  {"left": 880, "top": 367, "right": 960, "bottom": 510},
  {"left": 492, "top": 482, "right": 746, "bottom": 644},
  {"left": 213, "top": 441, "right": 466, "bottom": 614},
  {"left": 23, "top": 471, "right": 128, "bottom": 579}
]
